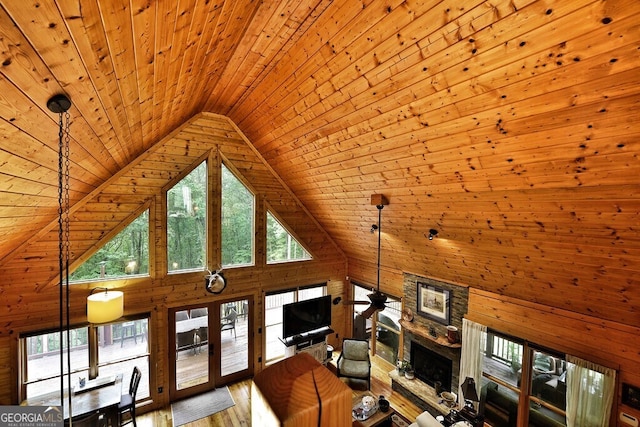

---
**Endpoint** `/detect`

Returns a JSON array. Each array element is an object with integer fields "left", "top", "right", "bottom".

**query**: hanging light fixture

[
  {"left": 87, "top": 287, "right": 124, "bottom": 323},
  {"left": 48, "top": 93, "right": 73, "bottom": 418}
]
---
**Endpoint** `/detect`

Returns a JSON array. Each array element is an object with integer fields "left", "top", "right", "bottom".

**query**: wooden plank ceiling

[{"left": 0, "top": 0, "right": 638, "bottom": 326}]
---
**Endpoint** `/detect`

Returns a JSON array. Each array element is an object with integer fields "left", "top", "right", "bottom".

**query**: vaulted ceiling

[{"left": 0, "top": 1, "right": 638, "bottom": 326}]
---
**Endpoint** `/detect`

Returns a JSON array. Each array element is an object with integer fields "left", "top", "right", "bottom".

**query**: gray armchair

[{"left": 337, "top": 338, "right": 371, "bottom": 389}]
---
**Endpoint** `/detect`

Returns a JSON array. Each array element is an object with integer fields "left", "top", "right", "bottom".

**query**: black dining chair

[
  {"left": 118, "top": 366, "right": 141, "bottom": 427},
  {"left": 175, "top": 310, "right": 189, "bottom": 322},
  {"left": 220, "top": 307, "right": 237, "bottom": 339}
]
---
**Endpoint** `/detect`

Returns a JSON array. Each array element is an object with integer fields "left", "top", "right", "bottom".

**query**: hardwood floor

[{"left": 136, "top": 354, "right": 421, "bottom": 426}]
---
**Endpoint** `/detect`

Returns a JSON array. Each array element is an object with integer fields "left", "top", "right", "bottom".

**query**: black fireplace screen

[{"left": 410, "top": 341, "right": 453, "bottom": 392}]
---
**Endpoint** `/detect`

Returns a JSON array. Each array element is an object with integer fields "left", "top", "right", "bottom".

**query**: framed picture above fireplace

[{"left": 417, "top": 282, "right": 450, "bottom": 324}]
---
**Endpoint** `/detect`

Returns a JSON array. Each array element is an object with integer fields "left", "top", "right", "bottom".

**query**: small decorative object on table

[
  {"left": 352, "top": 395, "right": 378, "bottom": 421},
  {"left": 362, "top": 395, "right": 376, "bottom": 411},
  {"left": 378, "top": 395, "right": 390, "bottom": 412}
]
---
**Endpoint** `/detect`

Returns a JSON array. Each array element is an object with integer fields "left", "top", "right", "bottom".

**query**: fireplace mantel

[
  {"left": 399, "top": 319, "right": 461, "bottom": 349},
  {"left": 389, "top": 369, "right": 454, "bottom": 416}
]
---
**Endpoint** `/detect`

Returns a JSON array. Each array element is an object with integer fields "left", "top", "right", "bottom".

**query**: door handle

[{"left": 209, "top": 343, "right": 214, "bottom": 356}]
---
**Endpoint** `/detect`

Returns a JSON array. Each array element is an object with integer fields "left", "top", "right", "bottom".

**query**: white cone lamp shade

[{"left": 87, "top": 290, "right": 124, "bottom": 324}]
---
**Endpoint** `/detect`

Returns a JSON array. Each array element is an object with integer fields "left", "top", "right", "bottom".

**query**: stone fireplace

[
  {"left": 391, "top": 273, "right": 469, "bottom": 415},
  {"left": 410, "top": 340, "right": 452, "bottom": 391}
]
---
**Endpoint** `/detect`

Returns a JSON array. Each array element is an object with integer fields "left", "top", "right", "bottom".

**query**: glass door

[
  {"left": 170, "top": 305, "right": 211, "bottom": 399},
  {"left": 218, "top": 297, "right": 252, "bottom": 383},
  {"left": 169, "top": 296, "right": 252, "bottom": 400}
]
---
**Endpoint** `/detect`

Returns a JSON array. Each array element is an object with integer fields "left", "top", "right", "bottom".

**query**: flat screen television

[{"left": 283, "top": 295, "right": 332, "bottom": 338}]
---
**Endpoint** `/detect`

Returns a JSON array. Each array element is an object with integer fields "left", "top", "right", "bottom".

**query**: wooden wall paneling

[
  {"left": 129, "top": 0, "right": 156, "bottom": 146},
  {"left": 155, "top": 0, "right": 199, "bottom": 136},
  {"left": 199, "top": 0, "right": 267, "bottom": 112},
  {"left": 229, "top": 0, "right": 363, "bottom": 127},
  {"left": 83, "top": 0, "right": 144, "bottom": 153},
  {"left": 0, "top": 337, "right": 12, "bottom": 403},
  {"left": 0, "top": 111, "right": 347, "bottom": 405},
  {"left": 255, "top": 0, "right": 624, "bottom": 178},
  {"left": 243, "top": 0, "right": 476, "bottom": 144},
  {"left": 0, "top": 6, "right": 123, "bottom": 175},
  {"left": 170, "top": 1, "right": 225, "bottom": 127},
  {"left": 250, "top": 0, "right": 564, "bottom": 154}
]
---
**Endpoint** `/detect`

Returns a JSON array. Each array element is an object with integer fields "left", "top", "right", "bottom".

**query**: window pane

[
  {"left": 264, "top": 285, "right": 326, "bottom": 364},
  {"left": 266, "top": 212, "right": 311, "bottom": 263},
  {"left": 375, "top": 296, "right": 400, "bottom": 364},
  {"left": 298, "top": 286, "right": 324, "bottom": 301},
  {"left": 353, "top": 284, "right": 372, "bottom": 340},
  {"left": 221, "top": 163, "right": 254, "bottom": 267},
  {"left": 481, "top": 380, "right": 520, "bottom": 427},
  {"left": 168, "top": 162, "right": 207, "bottom": 272},
  {"left": 264, "top": 291, "right": 295, "bottom": 362},
  {"left": 24, "top": 327, "right": 89, "bottom": 398},
  {"left": 97, "top": 319, "right": 150, "bottom": 400},
  {"left": 529, "top": 350, "right": 567, "bottom": 423},
  {"left": 483, "top": 332, "right": 523, "bottom": 388},
  {"left": 70, "top": 210, "right": 149, "bottom": 282}
]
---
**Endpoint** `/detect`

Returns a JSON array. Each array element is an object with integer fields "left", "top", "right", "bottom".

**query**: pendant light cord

[
  {"left": 57, "top": 108, "right": 72, "bottom": 420},
  {"left": 376, "top": 205, "right": 382, "bottom": 292}
]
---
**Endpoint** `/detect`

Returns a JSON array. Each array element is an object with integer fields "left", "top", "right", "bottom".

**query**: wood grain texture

[
  {"left": 0, "top": 0, "right": 639, "bottom": 417},
  {"left": 252, "top": 352, "right": 351, "bottom": 427}
]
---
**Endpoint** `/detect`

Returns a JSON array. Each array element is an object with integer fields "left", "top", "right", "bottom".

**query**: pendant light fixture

[
  {"left": 87, "top": 287, "right": 124, "bottom": 323},
  {"left": 48, "top": 93, "right": 73, "bottom": 419}
]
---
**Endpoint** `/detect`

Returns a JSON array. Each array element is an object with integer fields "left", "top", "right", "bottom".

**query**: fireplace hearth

[{"left": 410, "top": 340, "right": 453, "bottom": 392}]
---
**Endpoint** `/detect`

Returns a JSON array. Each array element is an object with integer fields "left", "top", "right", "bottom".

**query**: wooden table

[
  {"left": 175, "top": 316, "right": 208, "bottom": 333},
  {"left": 22, "top": 374, "right": 123, "bottom": 425},
  {"left": 352, "top": 391, "right": 394, "bottom": 427}
]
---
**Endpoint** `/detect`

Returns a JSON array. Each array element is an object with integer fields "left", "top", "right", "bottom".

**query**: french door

[{"left": 169, "top": 296, "right": 252, "bottom": 400}]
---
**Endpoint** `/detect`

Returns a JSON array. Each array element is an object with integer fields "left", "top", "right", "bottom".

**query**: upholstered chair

[{"left": 336, "top": 338, "right": 371, "bottom": 389}]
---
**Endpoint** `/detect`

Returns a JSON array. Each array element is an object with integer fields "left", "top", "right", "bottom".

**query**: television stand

[{"left": 282, "top": 327, "right": 334, "bottom": 364}]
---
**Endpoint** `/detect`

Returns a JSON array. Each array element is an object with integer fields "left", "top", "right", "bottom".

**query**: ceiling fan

[{"left": 345, "top": 194, "right": 389, "bottom": 319}]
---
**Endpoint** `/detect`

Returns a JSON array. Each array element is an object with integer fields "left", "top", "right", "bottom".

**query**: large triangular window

[
  {"left": 70, "top": 209, "right": 149, "bottom": 282},
  {"left": 266, "top": 211, "right": 312, "bottom": 264},
  {"left": 167, "top": 161, "right": 207, "bottom": 273},
  {"left": 221, "top": 163, "right": 255, "bottom": 267}
]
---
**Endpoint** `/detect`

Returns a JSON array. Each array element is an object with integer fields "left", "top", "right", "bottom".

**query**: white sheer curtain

[
  {"left": 458, "top": 318, "right": 486, "bottom": 405},
  {"left": 566, "top": 354, "right": 616, "bottom": 427}
]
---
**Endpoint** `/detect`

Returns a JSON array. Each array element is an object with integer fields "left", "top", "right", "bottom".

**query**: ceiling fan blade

[
  {"left": 361, "top": 304, "right": 379, "bottom": 319},
  {"left": 342, "top": 300, "right": 370, "bottom": 305}
]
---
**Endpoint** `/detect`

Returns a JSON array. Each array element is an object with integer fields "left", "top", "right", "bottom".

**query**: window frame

[
  {"left": 19, "top": 313, "right": 151, "bottom": 403},
  {"left": 220, "top": 161, "right": 256, "bottom": 268},
  {"left": 265, "top": 209, "right": 312, "bottom": 264},
  {"left": 69, "top": 206, "right": 152, "bottom": 284},
  {"left": 166, "top": 160, "right": 208, "bottom": 274},
  {"left": 481, "top": 329, "right": 568, "bottom": 426},
  {"left": 264, "top": 283, "right": 327, "bottom": 364}
]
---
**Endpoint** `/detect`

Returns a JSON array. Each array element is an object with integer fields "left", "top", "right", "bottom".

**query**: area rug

[
  {"left": 392, "top": 412, "right": 412, "bottom": 427},
  {"left": 171, "top": 387, "right": 235, "bottom": 426}
]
